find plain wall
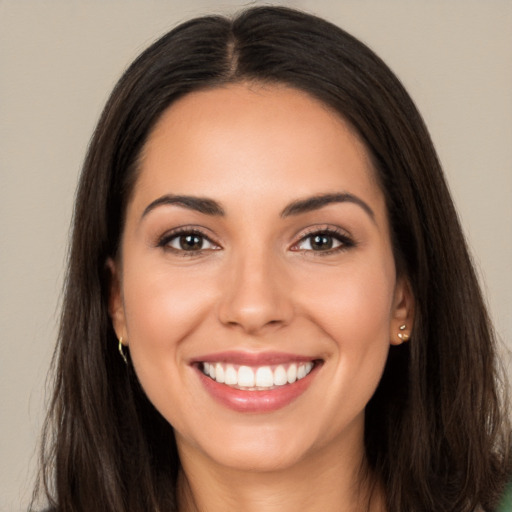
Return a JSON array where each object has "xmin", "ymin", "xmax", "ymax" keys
[{"xmin": 1, "ymin": 1, "xmax": 511, "ymax": 509}]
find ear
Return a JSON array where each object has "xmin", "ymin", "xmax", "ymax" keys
[
  {"xmin": 106, "ymin": 257, "xmax": 128, "ymax": 345},
  {"xmin": 389, "ymin": 276, "xmax": 414, "ymax": 346}
]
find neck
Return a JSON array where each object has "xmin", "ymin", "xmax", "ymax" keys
[{"xmin": 176, "ymin": 430, "xmax": 385, "ymax": 512}]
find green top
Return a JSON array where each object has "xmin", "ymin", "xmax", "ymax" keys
[{"xmin": 497, "ymin": 482, "xmax": 512, "ymax": 512}]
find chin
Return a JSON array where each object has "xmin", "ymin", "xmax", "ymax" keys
[
  {"xmin": 209, "ymin": 441, "xmax": 309, "ymax": 473},
  {"xmin": 177, "ymin": 420, "xmax": 320, "ymax": 473}
]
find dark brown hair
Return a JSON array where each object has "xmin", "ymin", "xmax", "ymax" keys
[{"xmin": 33, "ymin": 6, "xmax": 510, "ymax": 511}]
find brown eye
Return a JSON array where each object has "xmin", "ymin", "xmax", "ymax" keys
[
  {"xmin": 161, "ymin": 231, "xmax": 218, "ymax": 252},
  {"xmin": 178, "ymin": 234, "xmax": 204, "ymax": 251},
  {"xmin": 297, "ymin": 233, "xmax": 340, "ymax": 251},
  {"xmin": 292, "ymin": 229, "xmax": 354, "ymax": 254},
  {"xmin": 310, "ymin": 234, "xmax": 334, "ymax": 251}
]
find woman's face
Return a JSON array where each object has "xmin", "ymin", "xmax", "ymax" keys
[{"xmin": 110, "ymin": 83, "xmax": 412, "ymax": 473}]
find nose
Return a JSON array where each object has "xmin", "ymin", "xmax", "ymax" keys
[{"xmin": 217, "ymin": 250, "xmax": 294, "ymax": 335}]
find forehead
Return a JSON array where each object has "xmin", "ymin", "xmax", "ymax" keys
[{"xmin": 132, "ymin": 83, "xmax": 384, "ymax": 217}]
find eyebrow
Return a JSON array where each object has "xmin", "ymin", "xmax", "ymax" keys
[
  {"xmin": 141, "ymin": 194, "xmax": 225, "ymax": 219},
  {"xmin": 141, "ymin": 191, "xmax": 375, "ymax": 222},
  {"xmin": 280, "ymin": 193, "xmax": 375, "ymax": 221}
]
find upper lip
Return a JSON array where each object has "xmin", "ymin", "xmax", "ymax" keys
[{"xmin": 190, "ymin": 351, "xmax": 320, "ymax": 366}]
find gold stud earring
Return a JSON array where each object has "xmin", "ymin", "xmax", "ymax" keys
[
  {"xmin": 397, "ymin": 325, "xmax": 409, "ymax": 341},
  {"xmin": 118, "ymin": 337, "xmax": 128, "ymax": 365}
]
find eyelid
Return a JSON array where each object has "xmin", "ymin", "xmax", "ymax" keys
[
  {"xmin": 156, "ymin": 225, "xmax": 222, "ymax": 253},
  {"xmin": 289, "ymin": 225, "xmax": 356, "ymax": 253}
]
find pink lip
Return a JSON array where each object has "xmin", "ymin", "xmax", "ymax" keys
[
  {"xmin": 193, "ymin": 354, "xmax": 321, "ymax": 413},
  {"xmin": 190, "ymin": 350, "xmax": 316, "ymax": 366}
]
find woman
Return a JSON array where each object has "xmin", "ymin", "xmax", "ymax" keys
[{"xmin": 33, "ymin": 6, "xmax": 511, "ymax": 511}]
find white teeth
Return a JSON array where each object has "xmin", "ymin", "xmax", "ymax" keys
[
  {"xmin": 225, "ymin": 365, "xmax": 237, "ymax": 385},
  {"xmin": 255, "ymin": 366, "xmax": 274, "ymax": 387},
  {"xmin": 287, "ymin": 364, "xmax": 297, "ymax": 384},
  {"xmin": 201, "ymin": 361, "xmax": 315, "ymax": 389},
  {"xmin": 215, "ymin": 363, "xmax": 225, "ymax": 383},
  {"xmin": 273, "ymin": 365, "xmax": 287, "ymax": 386},
  {"xmin": 238, "ymin": 366, "xmax": 255, "ymax": 387}
]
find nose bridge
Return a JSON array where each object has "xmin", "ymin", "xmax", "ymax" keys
[{"xmin": 218, "ymin": 242, "xmax": 292, "ymax": 333}]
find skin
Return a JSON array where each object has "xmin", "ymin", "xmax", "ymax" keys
[{"xmin": 109, "ymin": 83, "xmax": 414, "ymax": 512}]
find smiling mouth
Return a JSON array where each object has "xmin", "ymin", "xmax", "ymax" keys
[{"xmin": 199, "ymin": 361, "xmax": 318, "ymax": 390}]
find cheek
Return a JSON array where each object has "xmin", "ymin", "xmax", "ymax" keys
[
  {"xmin": 121, "ymin": 261, "xmax": 215, "ymax": 366},
  {"xmin": 297, "ymin": 255, "xmax": 395, "ymax": 401},
  {"xmin": 327, "ymin": 281, "xmax": 391, "ymax": 382},
  {"xmin": 300, "ymin": 256, "xmax": 395, "ymax": 344},
  {"xmin": 119, "ymin": 262, "xmax": 218, "ymax": 431}
]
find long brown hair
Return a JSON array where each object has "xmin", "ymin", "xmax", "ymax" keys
[{"xmin": 33, "ymin": 6, "xmax": 510, "ymax": 511}]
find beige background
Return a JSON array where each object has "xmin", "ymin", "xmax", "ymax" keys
[{"xmin": 1, "ymin": 1, "xmax": 511, "ymax": 510}]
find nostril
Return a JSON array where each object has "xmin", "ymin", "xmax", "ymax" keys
[{"xmin": 216, "ymin": 267, "xmax": 294, "ymax": 333}]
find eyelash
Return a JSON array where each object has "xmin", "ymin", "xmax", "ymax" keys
[
  {"xmin": 156, "ymin": 226, "xmax": 355, "ymax": 256},
  {"xmin": 291, "ymin": 227, "xmax": 356, "ymax": 256},
  {"xmin": 157, "ymin": 227, "xmax": 220, "ymax": 256}
]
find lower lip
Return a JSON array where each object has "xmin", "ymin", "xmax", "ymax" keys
[{"xmin": 196, "ymin": 365, "xmax": 319, "ymax": 413}]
